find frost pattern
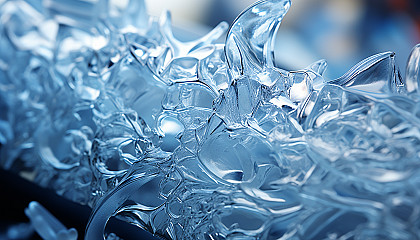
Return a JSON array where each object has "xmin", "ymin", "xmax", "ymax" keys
[{"xmin": 1, "ymin": 0, "xmax": 420, "ymax": 239}]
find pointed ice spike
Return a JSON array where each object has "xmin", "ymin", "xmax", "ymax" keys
[
  {"xmin": 25, "ymin": 201, "xmax": 78, "ymax": 240},
  {"xmin": 304, "ymin": 59, "xmax": 327, "ymax": 90},
  {"xmin": 406, "ymin": 43, "xmax": 420, "ymax": 94},
  {"xmin": 159, "ymin": 11, "xmax": 228, "ymax": 58},
  {"xmin": 306, "ymin": 59, "xmax": 327, "ymax": 76},
  {"xmin": 225, "ymin": 0, "xmax": 291, "ymax": 77},
  {"xmin": 328, "ymin": 52, "xmax": 402, "ymax": 94}
]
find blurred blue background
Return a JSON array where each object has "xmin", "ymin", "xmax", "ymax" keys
[{"xmin": 146, "ymin": 0, "xmax": 420, "ymax": 79}]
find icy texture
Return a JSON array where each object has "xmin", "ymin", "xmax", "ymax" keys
[{"xmin": 1, "ymin": 0, "xmax": 420, "ymax": 239}]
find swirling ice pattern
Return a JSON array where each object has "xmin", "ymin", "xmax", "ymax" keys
[{"xmin": 1, "ymin": 0, "xmax": 420, "ymax": 239}]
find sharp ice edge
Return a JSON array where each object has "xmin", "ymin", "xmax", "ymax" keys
[{"xmin": 0, "ymin": 0, "xmax": 419, "ymax": 239}]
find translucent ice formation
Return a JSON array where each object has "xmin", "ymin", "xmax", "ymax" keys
[
  {"xmin": 1, "ymin": 0, "xmax": 420, "ymax": 239},
  {"xmin": 25, "ymin": 201, "xmax": 78, "ymax": 240}
]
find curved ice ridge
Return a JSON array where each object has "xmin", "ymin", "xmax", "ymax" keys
[{"xmin": 1, "ymin": 0, "xmax": 420, "ymax": 239}]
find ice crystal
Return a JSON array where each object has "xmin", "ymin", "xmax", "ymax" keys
[{"xmin": 1, "ymin": 0, "xmax": 420, "ymax": 239}]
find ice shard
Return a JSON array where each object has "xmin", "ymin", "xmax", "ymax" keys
[
  {"xmin": 25, "ymin": 201, "xmax": 78, "ymax": 240},
  {"xmin": 0, "ymin": 0, "xmax": 420, "ymax": 239}
]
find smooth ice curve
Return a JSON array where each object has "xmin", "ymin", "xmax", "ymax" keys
[{"xmin": 1, "ymin": 0, "xmax": 420, "ymax": 239}]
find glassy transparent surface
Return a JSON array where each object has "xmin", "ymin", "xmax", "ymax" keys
[{"xmin": 0, "ymin": 0, "xmax": 420, "ymax": 239}]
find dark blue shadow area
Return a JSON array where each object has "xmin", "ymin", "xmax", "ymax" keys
[{"xmin": 0, "ymin": 168, "xmax": 159, "ymax": 240}]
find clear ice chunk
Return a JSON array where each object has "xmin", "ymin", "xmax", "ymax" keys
[
  {"xmin": 1, "ymin": 0, "xmax": 420, "ymax": 239},
  {"xmin": 225, "ymin": 0, "xmax": 291, "ymax": 77}
]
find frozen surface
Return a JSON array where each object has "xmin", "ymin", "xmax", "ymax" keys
[{"xmin": 1, "ymin": 0, "xmax": 420, "ymax": 239}]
